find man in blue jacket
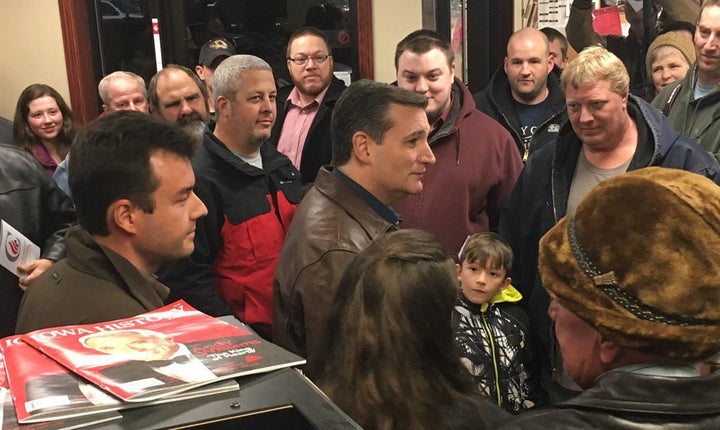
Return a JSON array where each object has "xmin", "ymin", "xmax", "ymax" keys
[{"xmin": 500, "ymin": 45, "xmax": 720, "ymax": 403}]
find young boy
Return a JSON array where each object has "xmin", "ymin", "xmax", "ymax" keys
[{"xmin": 453, "ymin": 232, "xmax": 541, "ymax": 414}]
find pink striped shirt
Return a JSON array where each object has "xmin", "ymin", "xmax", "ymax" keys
[{"xmin": 276, "ymin": 86, "xmax": 329, "ymax": 169}]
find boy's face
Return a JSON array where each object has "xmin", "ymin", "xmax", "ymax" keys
[{"xmin": 456, "ymin": 259, "xmax": 511, "ymax": 305}]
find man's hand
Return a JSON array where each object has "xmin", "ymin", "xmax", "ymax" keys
[{"xmin": 17, "ymin": 259, "xmax": 54, "ymax": 291}]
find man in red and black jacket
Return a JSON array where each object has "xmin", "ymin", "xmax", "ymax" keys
[{"xmin": 159, "ymin": 55, "xmax": 302, "ymax": 340}]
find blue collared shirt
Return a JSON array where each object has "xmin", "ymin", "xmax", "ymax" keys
[{"xmin": 332, "ymin": 167, "xmax": 401, "ymax": 225}]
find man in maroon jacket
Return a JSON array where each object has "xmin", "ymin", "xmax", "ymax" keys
[{"xmin": 393, "ymin": 29, "xmax": 523, "ymax": 257}]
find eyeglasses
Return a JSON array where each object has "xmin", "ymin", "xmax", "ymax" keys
[{"xmin": 287, "ymin": 54, "xmax": 331, "ymax": 66}]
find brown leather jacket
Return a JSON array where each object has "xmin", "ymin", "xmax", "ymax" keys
[{"xmin": 273, "ymin": 167, "xmax": 396, "ymax": 379}]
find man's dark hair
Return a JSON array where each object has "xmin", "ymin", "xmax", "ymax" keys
[
  {"xmin": 539, "ymin": 27, "xmax": 568, "ymax": 58},
  {"xmin": 69, "ymin": 111, "xmax": 194, "ymax": 236},
  {"xmin": 331, "ymin": 79, "xmax": 427, "ymax": 166},
  {"xmin": 286, "ymin": 26, "xmax": 332, "ymax": 58},
  {"xmin": 660, "ymin": 20, "xmax": 696, "ymax": 35},
  {"xmin": 147, "ymin": 64, "xmax": 208, "ymax": 113},
  {"xmin": 304, "ymin": 4, "xmax": 343, "ymax": 30},
  {"xmin": 394, "ymin": 29, "xmax": 454, "ymax": 70}
]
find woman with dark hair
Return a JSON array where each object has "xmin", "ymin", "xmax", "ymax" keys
[
  {"xmin": 318, "ymin": 229, "xmax": 509, "ymax": 430},
  {"xmin": 13, "ymin": 84, "xmax": 77, "ymax": 175}
]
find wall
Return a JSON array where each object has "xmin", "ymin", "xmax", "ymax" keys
[
  {"xmin": 0, "ymin": 1, "xmax": 69, "ymax": 121},
  {"xmin": 372, "ymin": 0, "xmax": 423, "ymax": 83},
  {"xmin": 0, "ymin": 1, "xmax": 422, "ymax": 120}
]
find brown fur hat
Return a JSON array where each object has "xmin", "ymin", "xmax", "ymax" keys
[{"xmin": 539, "ymin": 167, "xmax": 720, "ymax": 361}]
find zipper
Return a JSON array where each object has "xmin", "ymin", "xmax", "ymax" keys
[
  {"xmin": 268, "ymin": 175, "xmax": 288, "ymax": 229},
  {"xmin": 500, "ymin": 112, "xmax": 525, "ymax": 160},
  {"xmin": 551, "ymin": 168, "xmax": 559, "ymax": 222},
  {"xmin": 501, "ymin": 108, "xmax": 565, "ymax": 162},
  {"xmin": 481, "ymin": 312, "xmax": 502, "ymax": 407}
]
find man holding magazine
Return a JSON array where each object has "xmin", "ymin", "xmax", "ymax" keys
[{"xmin": 15, "ymin": 111, "xmax": 208, "ymax": 333}]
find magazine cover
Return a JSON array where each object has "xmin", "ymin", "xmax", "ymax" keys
[
  {"xmin": 22, "ymin": 301, "xmax": 305, "ymax": 402},
  {"xmin": 1, "ymin": 390, "xmax": 120, "ymax": 430},
  {"xmin": 2, "ymin": 334, "xmax": 241, "ymax": 425},
  {"xmin": 0, "ymin": 347, "xmax": 121, "ymax": 429}
]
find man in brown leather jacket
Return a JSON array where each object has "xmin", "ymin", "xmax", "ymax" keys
[
  {"xmin": 500, "ymin": 167, "xmax": 720, "ymax": 429},
  {"xmin": 273, "ymin": 80, "xmax": 435, "ymax": 379}
]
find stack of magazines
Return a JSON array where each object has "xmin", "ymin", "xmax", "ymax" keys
[{"xmin": 0, "ymin": 301, "xmax": 305, "ymax": 429}]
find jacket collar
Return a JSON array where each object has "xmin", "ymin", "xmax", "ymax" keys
[
  {"xmin": 486, "ymin": 64, "xmax": 567, "ymax": 124},
  {"xmin": 458, "ymin": 284, "xmax": 523, "ymax": 313},
  {"xmin": 563, "ymin": 368, "xmax": 720, "ymax": 414},
  {"xmin": 201, "ymin": 128, "xmax": 294, "ymax": 176},
  {"xmin": 323, "ymin": 76, "xmax": 348, "ymax": 103},
  {"xmin": 332, "ymin": 167, "xmax": 400, "ymax": 225},
  {"xmin": 65, "ymin": 226, "xmax": 170, "ymax": 306},
  {"xmin": 313, "ymin": 166, "xmax": 396, "ymax": 238}
]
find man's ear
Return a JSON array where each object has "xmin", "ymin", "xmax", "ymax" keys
[
  {"xmin": 214, "ymin": 95, "xmax": 231, "ymax": 118},
  {"xmin": 547, "ymin": 54, "xmax": 555, "ymax": 74},
  {"xmin": 620, "ymin": 88, "xmax": 630, "ymax": 109},
  {"xmin": 598, "ymin": 337, "xmax": 621, "ymax": 364},
  {"xmin": 102, "ymin": 104, "xmax": 110, "ymax": 113},
  {"xmin": 195, "ymin": 65, "xmax": 205, "ymax": 80},
  {"xmin": 107, "ymin": 199, "xmax": 139, "ymax": 235},
  {"xmin": 351, "ymin": 131, "xmax": 372, "ymax": 164},
  {"xmin": 503, "ymin": 56, "xmax": 509, "ymax": 74}
]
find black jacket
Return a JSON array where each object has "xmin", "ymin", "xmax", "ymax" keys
[
  {"xmin": 0, "ymin": 144, "xmax": 75, "ymax": 337},
  {"xmin": 268, "ymin": 76, "xmax": 347, "ymax": 184},
  {"xmin": 499, "ymin": 369, "xmax": 720, "ymax": 429},
  {"xmin": 499, "ymin": 96, "xmax": 720, "ymax": 377},
  {"xmin": 474, "ymin": 68, "xmax": 567, "ymax": 160},
  {"xmin": 453, "ymin": 287, "xmax": 543, "ymax": 414}
]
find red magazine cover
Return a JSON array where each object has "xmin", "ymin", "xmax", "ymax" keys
[
  {"xmin": 1, "ymin": 336, "xmax": 240, "ymax": 425},
  {"xmin": 1, "ymin": 348, "xmax": 7, "ymax": 388},
  {"xmin": 21, "ymin": 301, "xmax": 305, "ymax": 402},
  {"xmin": 0, "ymin": 344, "xmax": 121, "ymax": 430}
]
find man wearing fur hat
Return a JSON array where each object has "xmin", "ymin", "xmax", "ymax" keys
[
  {"xmin": 499, "ymin": 167, "xmax": 720, "ymax": 429},
  {"xmin": 500, "ymin": 45, "xmax": 720, "ymax": 402}
]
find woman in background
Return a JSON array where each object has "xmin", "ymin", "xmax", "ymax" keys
[
  {"xmin": 318, "ymin": 229, "xmax": 509, "ymax": 430},
  {"xmin": 13, "ymin": 84, "xmax": 77, "ymax": 175},
  {"xmin": 646, "ymin": 30, "xmax": 695, "ymax": 99}
]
